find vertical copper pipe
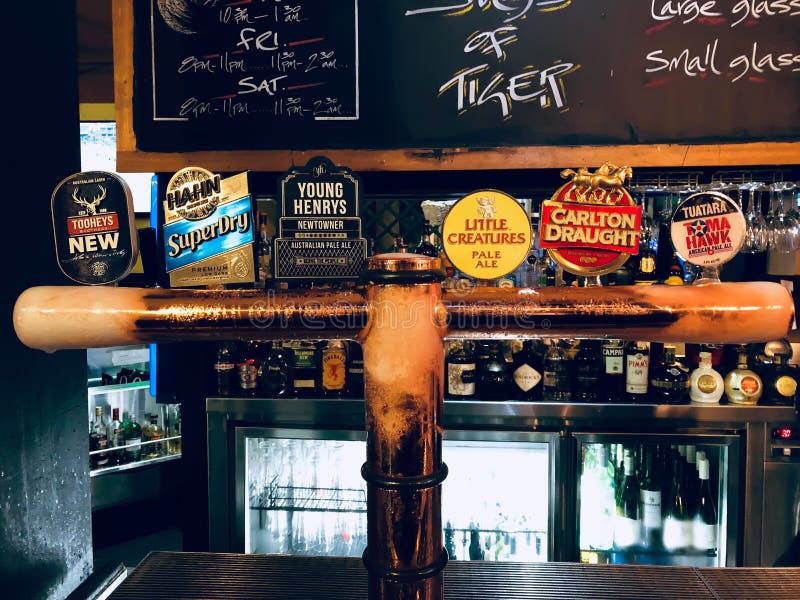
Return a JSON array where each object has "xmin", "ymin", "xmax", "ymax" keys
[{"xmin": 361, "ymin": 254, "xmax": 448, "ymax": 600}]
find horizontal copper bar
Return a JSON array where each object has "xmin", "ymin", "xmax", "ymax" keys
[
  {"xmin": 13, "ymin": 286, "xmax": 368, "ymax": 352},
  {"xmin": 442, "ymin": 282, "xmax": 794, "ymax": 344}
]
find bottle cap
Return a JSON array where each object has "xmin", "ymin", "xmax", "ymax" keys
[{"xmin": 698, "ymin": 458, "xmax": 710, "ymax": 480}]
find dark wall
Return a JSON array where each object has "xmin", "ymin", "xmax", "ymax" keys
[{"xmin": 0, "ymin": 4, "xmax": 92, "ymax": 599}]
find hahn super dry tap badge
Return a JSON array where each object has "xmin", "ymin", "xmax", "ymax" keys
[
  {"xmin": 163, "ymin": 168, "xmax": 255, "ymax": 287},
  {"xmin": 51, "ymin": 171, "xmax": 138, "ymax": 285},
  {"xmin": 539, "ymin": 163, "xmax": 641, "ymax": 277},
  {"xmin": 442, "ymin": 190, "xmax": 532, "ymax": 280}
]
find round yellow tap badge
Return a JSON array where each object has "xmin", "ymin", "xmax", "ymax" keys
[{"xmin": 441, "ymin": 190, "xmax": 532, "ymax": 280}]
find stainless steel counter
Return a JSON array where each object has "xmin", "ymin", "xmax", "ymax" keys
[
  {"xmin": 109, "ymin": 551, "xmax": 800, "ymax": 600},
  {"xmin": 207, "ymin": 397, "xmax": 797, "ymax": 431}
]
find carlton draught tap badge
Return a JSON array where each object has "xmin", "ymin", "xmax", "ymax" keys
[
  {"xmin": 51, "ymin": 171, "xmax": 138, "ymax": 285},
  {"xmin": 163, "ymin": 167, "xmax": 255, "ymax": 287},
  {"xmin": 539, "ymin": 163, "xmax": 641, "ymax": 276},
  {"xmin": 442, "ymin": 190, "xmax": 532, "ymax": 280}
]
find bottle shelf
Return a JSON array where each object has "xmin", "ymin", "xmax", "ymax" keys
[
  {"xmin": 89, "ymin": 450, "xmax": 181, "ymax": 478},
  {"xmin": 580, "ymin": 546, "xmax": 718, "ymax": 566},
  {"xmin": 251, "ymin": 482, "xmax": 367, "ymax": 513},
  {"xmin": 89, "ymin": 435, "xmax": 182, "ymax": 477},
  {"xmin": 88, "ymin": 381, "xmax": 150, "ymax": 395}
]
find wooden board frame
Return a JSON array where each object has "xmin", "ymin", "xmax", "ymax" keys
[{"xmin": 114, "ymin": 1, "xmax": 800, "ymax": 174}]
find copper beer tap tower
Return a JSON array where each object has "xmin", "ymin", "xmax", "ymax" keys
[{"xmin": 13, "ymin": 255, "xmax": 794, "ymax": 600}]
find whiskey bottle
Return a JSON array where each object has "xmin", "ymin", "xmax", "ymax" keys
[
  {"xmin": 573, "ymin": 340, "xmax": 602, "ymax": 402},
  {"xmin": 624, "ymin": 341, "xmax": 650, "ymax": 403},
  {"xmin": 213, "ymin": 341, "xmax": 237, "ymax": 396},
  {"xmin": 542, "ymin": 340, "xmax": 572, "ymax": 402},
  {"xmin": 142, "ymin": 413, "xmax": 164, "ymax": 459},
  {"xmin": 634, "ymin": 237, "xmax": 658, "ymax": 285},
  {"xmin": 412, "ymin": 220, "xmax": 440, "ymax": 258},
  {"xmin": 257, "ymin": 341, "xmax": 291, "ymax": 397},
  {"xmin": 723, "ymin": 345, "xmax": 763, "ymax": 405},
  {"xmin": 290, "ymin": 340, "xmax": 320, "ymax": 397},
  {"xmin": 89, "ymin": 406, "xmax": 110, "ymax": 469},
  {"xmin": 601, "ymin": 339, "xmax": 626, "ymax": 403},
  {"xmin": 346, "ymin": 341, "xmax": 365, "ymax": 398},
  {"xmin": 762, "ymin": 351, "xmax": 798, "ymax": 406},
  {"xmin": 477, "ymin": 341, "xmax": 511, "ymax": 400},
  {"xmin": 321, "ymin": 340, "xmax": 348, "ymax": 397},
  {"xmin": 689, "ymin": 351, "xmax": 724, "ymax": 404},
  {"xmin": 649, "ymin": 344, "xmax": 690, "ymax": 405},
  {"xmin": 237, "ymin": 341, "xmax": 262, "ymax": 397},
  {"xmin": 511, "ymin": 340, "xmax": 543, "ymax": 401},
  {"xmin": 445, "ymin": 341, "xmax": 477, "ymax": 400}
]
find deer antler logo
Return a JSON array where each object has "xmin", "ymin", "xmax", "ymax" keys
[{"xmin": 73, "ymin": 185, "xmax": 106, "ymax": 216}]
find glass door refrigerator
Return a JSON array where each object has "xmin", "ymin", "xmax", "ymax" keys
[
  {"xmin": 573, "ymin": 432, "xmax": 740, "ymax": 567},
  {"xmin": 210, "ymin": 419, "xmax": 559, "ymax": 563}
]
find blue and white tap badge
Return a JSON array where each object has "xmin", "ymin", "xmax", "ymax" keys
[{"xmin": 162, "ymin": 167, "xmax": 255, "ymax": 287}]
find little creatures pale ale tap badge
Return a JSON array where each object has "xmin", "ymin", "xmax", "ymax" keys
[
  {"xmin": 441, "ymin": 190, "xmax": 532, "ymax": 280},
  {"xmin": 51, "ymin": 171, "xmax": 138, "ymax": 285},
  {"xmin": 539, "ymin": 163, "xmax": 642, "ymax": 276}
]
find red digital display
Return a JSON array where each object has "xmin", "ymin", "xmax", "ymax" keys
[{"xmin": 775, "ymin": 428, "xmax": 794, "ymax": 440}]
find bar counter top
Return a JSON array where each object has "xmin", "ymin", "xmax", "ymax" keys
[{"xmin": 109, "ymin": 551, "xmax": 800, "ymax": 600}]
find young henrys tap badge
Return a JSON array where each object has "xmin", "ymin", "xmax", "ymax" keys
[
  {"xmin": 51, "ymin": 171, "xmax": 138, "ymax": 285},
  {"xmin": 538, "ymin": 163, "xmax": 641, "ymax": 276},
  {"xmin": 163, "ymin": 167, "xmax": 255, "ymax": 287},
  {"xmin": 274, "ymin": 156, "xmax": 367, "ymax": 281},
  {"xmin": 442, "ymin": 190, "xmax": 532, "ymax": 280}
]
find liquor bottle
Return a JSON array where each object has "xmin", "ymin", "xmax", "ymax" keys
[
  {"xmin": 109, "ymin": 407, "xmax": 125, "ymax": 465},
  {"xmin": 468, "ymin": 524, "xmax": 485, "ymax": 560},
  {"xmin": 625, "ymin": 341, "xmax": 650, "ymax": 403},
  {"xmin": 613, "ymin": 444, "xmax": 626, "ymax": 509},
  {"xmin": 634, "ymin": 240, "xmax": 658, "ymax": 285},
  {"xmin": 662, "ymin": 252, "xmax": 685, "ymax": 286},
  {"xmin": 580, "ymin": 445, "xmax": 614, "ymax": 551},
  {"xmin": 445, "ymin": 521, "xmax": 458, "ymax": 560},
  {"xmin": 762, "ymin": 351, "xmax": 798, "ymax": 406},
  {"xmin": 321, "ymin": 340, "xmax": 348, "ymax": 397},
  {"xmin": 649, "ymin": 344, "xmax": 690, "ymax": 405},
  {"xmin": 392, "ymin": 235, "xmax": 408, "ymax": 253},
  {"xmin": 533, "ymin": 251, "xmax": 550, "ymax": 288},
  {"xmin": 723, "ymin": 345, "xmax": 763, "ymax": 405},
  {"xmin": 693, "ymin": 457, "xmax": 718, "ymax": 553},
  {"xmin": 413, "ymin": 219, "xmax": 440, "ymax": 258},
  {"xmin": 290, "ymin": 340, "xmax": 320, "ymax": 396},
  {"xmin": 89, "ymin": 406, "xmax": 110, "ymax": 469},
  {"xmin": 257, "ymin": 218, "xmax": 272, "ymax": 284},
  {"xmin": 689, "ymin": 351, "xmax": 724, "ymax": 404},
  {"xmin": 601, "ymin": 339, "xmax": 626, "ymax": 403},
  {"xmin": 445, "ymin": 341, "xmax": 477, "ymax": 400},
  {"xmin": 213, "ymin": 341, "xmax": 237, "ymax": 396},
  {"xmin": 542, "ymin": 340, "xmax": 572, "ymax": 402},
  {"xmin": 346, "ymin": 341, "xmax": 365, "ymax": 398},
  {"xmin": 237, "ymin": 341, "xmax": 262, "ymax": 397},
  {"xmin": 639, "ymin": 446, "xmax": 663, "ymax": 550},
  {"xmin": 511, "ymin": 340, "xmax": 543, "ymax": 401},
  {"xmin": 684, "ymin": 445, "xmax": 699, "ymax": 516},
  {"xmin": 477, "ymin": 341, "xmax": 511, "ymax": 400},
  {"xmin": 614, "ymin": 454, "xmax": 641, "ymax": 549},
  {"xmin": 663, "ymin": 452, "xmax": 692, "ymax": 551},
  {"xmin": 573, "ymin": 340, "xmax": 602, "ymax": 402},
  {"xmin": 257, "ymin": 341, "xmax": 291, "ymax": 397},
  {"xmin": 124, "ymin": 412, "xmax": 142, "ymax": 463},
  {"xmin": 142, "ymin": 413, "xmax": 164, "ymax": 459}
]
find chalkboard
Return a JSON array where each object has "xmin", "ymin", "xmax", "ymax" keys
[{"xmin": 133, "ymin": 1, "xmax": 800, "ymax": 153}]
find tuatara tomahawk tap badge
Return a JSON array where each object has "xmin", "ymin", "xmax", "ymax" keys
[{"xmin": 539, "ymin": 162, "xmax": 642, "ymax": 277}]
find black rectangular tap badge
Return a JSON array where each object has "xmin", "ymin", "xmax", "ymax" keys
[{"xmin": 275, "ymin": 156, "xmax": 367, "ymax": 280}]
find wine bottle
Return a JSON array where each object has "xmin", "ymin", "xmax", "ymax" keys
[
  {"xmin": 693, "ymin": 458, "xmax": 718, "ymax": 553},
  {"xmin": 639, "ymin": 446, "xmax": 663, "ymax": 550},
  {"xmin": 663, "ymin": 452, "xmax": 693, "ymax": 551},
  {"xmin": 614, "ymin": 454, "xmax": 642, "ymax": 549},
  {"xmin": 684, "ymin": 445, "xmax": 699, "ymax": 516}
]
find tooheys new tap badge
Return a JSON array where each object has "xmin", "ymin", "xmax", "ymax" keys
[
  {"xmin": 538, "ymin": 163, "xmax": 642, "ymax": 276},
  {"xmin": 51, "ymin": 171, "xmax": 138, "ymax": 285},
  {"xmin": 162, "ymin": 167, "xmax": 255, "ymax": 287}
]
